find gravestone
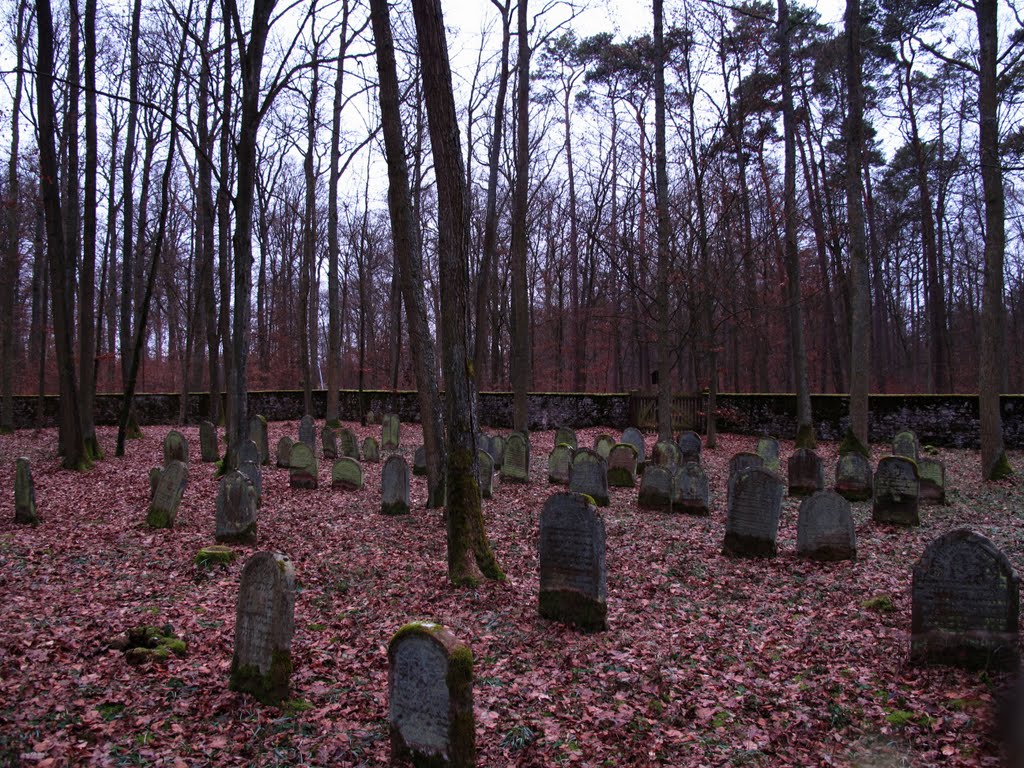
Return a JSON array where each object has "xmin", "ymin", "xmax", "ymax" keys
[
  {"xmin": 238, "ymin": 440, "xmax": 263, "ymax": 506},
  {"xmin": 677, "ymin": 431, "xmax": 702, "ymax": 464},
  {"xmin": 621, "ymin": 427, "xmax": 646, "ymax": 465},
  {"xmin": 331, "ymin": 458, "xmax": 364, "ymax": 490},
  {"xmin": 755, "ymin": 437, "xmax": 781, "ymax": 473},
  {"xmin": 834, "ymin": 452, "xmax": 872, "ymax": 501},
  {"xmin": 569, "ymin": 449, "xmax": 610, "ymax": 507},
  {"xmin": 607, "ymin": 444, "xmax": 638, "ymax": 488},
  {"xmin": 413, "ymin": 446, "xmax": 428, "ymax": 476},
  {"xmin": 918, "ymin": 458, "xmax": 946, "ymax": 505},
  {"xmin": 538, "ymin": 492, "xmax": 607, "ymax": 632},
  {"xmin": 362, "ymin": 437, "xmax": 381, "ymax": 463},
  {"xmin": 796, "ymin": 490, "xmax": 856, "ymax": 561},
  {"xmin": 593, "ymin": 434, "xmax": 616, "ymax": 460},
  {"xmin": 147, "ymin": 460, "xmax": 188, "ymax": 528},
  {"xmin": 873, "ymin": 456, "xmax": 920, "ymax": 526},
  {"xmin": 163, "ymin": 430, "xmax": 189, "ymax": 465},
  {"xmin": 230, "ymin": 551, "xmax": 295, "ymax": 705},
  {"xmin": 547, "ymin": 444, "xmax": 573, "ymax": 485},
  {"xmin": 490, "ymin": 435, "xmax": 505, "ymax": 470},
  {"xmin": 216, "ymin": 471, "xmax": 258, "ymax": 544},
  {"xmin": 366, "ymin": 410, "xmax": 379, "ymax": 425},
  {"xmin": 149, "ymin": 467, "xmax": 161, "ymax": 500},
  {"xmin": 14, "ymin": 457, "xmax": 37, "ymax": 525},
  {"xmin": 787, "ymin": 448, "xmax": 824, "ymax": 497},
  {"xmin": 476, "ymin": 434, "xmax": 493, "ymax": 462},
  {"xmin": 911, "ymin": 529, "xmax": 1019, "ymax": 670},
  {"xmin": 250, "ymin": 415, "xmax": 269, "ymax": 465},
  {"xmin": 729, "ymin": 452, "xmax": 763, "ymax": 476},
  {"xmin": 322, "ymin": 426, "xmax": 338, "ymax": 461},
  {"xmin": 382, "ymin": 413, "xmax": 401, "ymax": 451},
  {"xmin": 638, "ymin": 466, "xmax": 673, "ymax": 511},
  {"xmin": 199, "ymin": 421, "xmax": 219, "ymax": 463},
  {"xmin": 892, "ymin": 430, "xmax": 919, "ymax": 462},
  {"xmin": 382, "ymin": 455, "xmax": 411, "ymax": 515},
  {"xmin": 276, "ymin": 436, "xmax": 293, "ymax": 469},
  {"xmin": 554, "ymin": 426, "xmax": 578, "ymax": 451},
  {"xmin": 501, "ymin": 433, "xmax": 529, "ymax": 483},
  {"xmin": 723, "ymin": 467, "xmax": 784, "ymax": 557},
  {"xmin": 388, "ymin": 622, "xmax": 475, "ymax": 768},
  {"xmin": 477, "ymin": 449, "xmax": 493, "ymax": 499},
  {"xmin": 651, "ymin": 440, "xmax": 681, "ymax": 469},
  {"xmin": 338, "ymin": 428, "xmax": 360, "ymax": 460},
  {"xmin": 298, "ymin": 415, "xmax": 316, "ymax": 450},
  {"xmin": 288, "ymin": 443, "xmax": 319, "ymax": 489},
  {"xmin": 672, "ymin": 462, "xmax": 710, "ymax": 516}
]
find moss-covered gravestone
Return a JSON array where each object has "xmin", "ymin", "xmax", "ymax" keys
[
  {"xmin": 728, "ymin": 451, "xmax": 763, "ymax": 476},
  {"xmin": 162, "ymin": 430, "xmax": 189, "ymax": 465},
  {"xmin": 276, "ymin": 436, "xmax": 293, "ymax": 469},
  {"xmin": 638, "ymin": 466, "xmax": 672, "ymax": 511},
  {"xmin": 362, "ymin": 436, "xmax": 380, "ymax": 463},
  {"xmin": 672, "ymin": 462, "xmax": 709, "ymax": 516},
  {"xmin": 477, "ymin": 450, "xmax": 493, "ymax": 499},
  {"xmin": 834, "ymin": 452, "xmax": 872, "ymax": 501},
  {"xmin": 147, "ymin": 460, "xmax": 187, "ymax": 528},
  {"xmin": 755, "ymin": 437, "xmax": 780, "ymax": 473},
  {"xmin": 238, "ymin": 440, "xmax": 262, "ymax": 506},
  {"xmin": 621, "ymin": 427, "xmax": 646, "ymax": 465},
  {"xmin": 892, "ymin": 430, "xmax": 919, "ymax": 462},
  {"xmin": 339, "ymin": 428, "xmax": 360, "ymax": 460},
  {"xmin": 322, "ymin": 425, "xmax": 338, "ymax": 461},
  {"xmin": 547, "ymin": 444, "xmax": 573, "ymax": 485},
  {"xmin": 388, "ymin": 621, "xmax": 475, "ymax": 768},
  {"xmin": 382, "ymin": 455, "xmax": 411, "ymax": 515},
  {"xmin": 413, "ymin": 446, "xmax": 428, "ymax": 476},
  {"xmin": 723, "ymin": 467, "xmax": 784, "ymax": 558},
  {"xmin": 298, "ymin": 415, "xmax": 316, "ymax": 451},
  {"xmin": 230, "ymin": 552, "xmax": 295, "ymax": 705},
  {"xmin": 331, "ymin": 458, "xmax": 364, "ymax": 490},
  {"xmin": 593, "ymin": 434, "xmax": 615, "ymax": 460},
  {"xmin": 14, "ymin": 457, "xmax": 37, "ymax": 525},
  {"xmin": 677, "ymin": 431, "xmax": 701, "ymax": 464},
  {"xmin": 787, "ymin": 448, "xmax": 824, "ymax": 497},
  {"xmin": 651, "ymin": 440, "xmax": 681, "ymax": 469},
  {"xmin": 501, "ymin": 433, "xmax": 529, "ymax": 483},
  {"xmin": 149, "ymin": 467, "xmax": 162, "ymax": 500},
  {"xmin": 216, "ymin": 471, "xmax": 258, "ymax": 544},
  {"xmin": 797, "ymin": 490, "xmax": 856, "ymax": 561},
  {"xmin": 569, "ymin": 449, "xmax": 609, "ymax": 507},
  {"xmin": 873, "ymin": 456, "xmax": 920, "ymax": 526},
  {"xmin": 607, "ymin": 444, "xmax": 638, "ymax": 488},
  {"xmin": 554, "ymin": 426, "xmax": 578, "ymax": 451},
  {"xmin": 911, "ymin": 529, "xmax": 1019, "ymax": 670},
  {"xmin": 199, "ymin": 421, "xmax": 219, "ymax": 463},
  {"xmin": 918, "ymin": 458, "xmax": 946, "ymax": 505},
  {"xmin": 288, "ymin": 443, "xmax": 318, "ymax": 489},
  {"xmin": 382, "ymin": 413, "xmax": 400, "ymax": 451},
  {"xmin": 250, "ymin": 415, "xmax": 270, "ymax": 465},
  {"xmin": 538, "ymin": 492, "xmax": 607, "ymax": 632}
]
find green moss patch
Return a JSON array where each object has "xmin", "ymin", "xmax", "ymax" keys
[
  {"xmin": 839, "ymin": 428, "xmax": 870, "ymax": 458},
  {"xmin": 195, "ymin": 545, "xmax": 236, "ymax": 569},
  {"xmin": 230, "ymin": 648, "xmax": 293, "ymax": 706},
  {"xmin": 862, "ymin": 595, "xmax": 896, "ymax": 613},
  {"xmin": 122, "ymin": 625, "xmax": 187, "ymax": 665}
]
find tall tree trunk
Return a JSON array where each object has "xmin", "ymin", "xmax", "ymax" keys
[
  {"xmin": 198, "ymin": 0, "xmax": 219, "ymax": 423},
  {"xmin": 654, "ymin": 0, "xmax": 672, "ymax": 441},
  {"xmin": 300, "ymin": 16, "xmax": 319, "ymax": 418},
  {"xmin": 32, "ymin": 202, "xmax": 47, "ymax": 426},
  {"xmin": 509, "ymin": 0, "xmax": 530, "ymax": 433},
  {"xmin": 217, "ymin": 0, "xmax": 234, "ymax": 431},
  {"xmin": 80, "ymin": 0, "xmax": 100, "ymax": 458},
  {"xmin": 120, "ymin": 0, "xmax": 142, "ymax": 391}
]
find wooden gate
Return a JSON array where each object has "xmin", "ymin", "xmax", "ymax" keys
[{"xmin": 628, "ymin": 392, "xmax": 705, "ymax": 433}]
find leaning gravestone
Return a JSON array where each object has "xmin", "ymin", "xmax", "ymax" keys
[
  {"xmin": 554, "ymin": 426, "xmax": 578, "ymax": 451},
  {"xmin": 331, "ymin": 458, "xmax": 364, "ymax": 490},
  {"xmin": 638, "ymin": 466, "xmax": 673, "ymax": 511},
  {"xmin": 216, "ymin": 471, "xmax": 258, "ymax": 544},
  {"xmin": 607, "ymin": 444, "xmax": 638, "ymax": 488},
  {"xmin": 593, "ymin": 434, "xmax": 616, "ymax": 460},
  {"xmin": 651, "ymin": 440, "xmax": 682, "ymax": 469},
  {"xmin": 796, "ymin": 490, "xmax": 856, "ymax": 561},
  {"xmin": 477, "ymin": 449, "xmax": 494, "ymax": 499},
  {"xmin": 723, "ymin": 467, "xmax": 784, "ymax": 558},
  {"xmin": 834, "ymin": 452, "xmax": 872, "ymax": 501},
  {"xmin": 678, "ymin": 431, "xmax": 702, "ymax": 464},
  {"xmin": 14, "ymin": 457, "xmax": 38, "ymax": 525},
  {"xmin": 621, "ymin": 427, "xmax": 646, "ymax": 465},
  {"xmin": 362, "ymin": 437, "xmax": 380, "ymax": 463},
  {"xmin": 892, "ymin": 430, "xmax": 920, "ymax": 462},
  {"xmin": 388, "ymin": 622, "xmax": 475, "ymax": 768},
  {"xmin": 672, "ymin": 462, "xmax": 710, "ymax": 516},
  {"xmin": 250, "ymin": 415, "xmax": 270, "ymax": 465},
  {"xmin": 339, "ymin": 428, "xmax": 360, "ymax": 460},
  {"xmin": 729, "ymin": 451, "xmax": 763, "ymax": 476},
  {"xmin": 538, "ymin": 492, "xmax": 607, "ymax": 632},
  {"xmin": 501, "ymin": 433, "xmax": 529, "ymax": 483},
  {"xmin": 569, "ymin": 449, "xmax": 610, "ymax": 507},
  {"xmin": 288, "ymin": 443, "xmax": 319, "ymax": 490},
  {"xmin": 147, "ymin": 460, "xmax": 188, "ymax": 528},
  {"xmin": 382, "ymin": 455, "xmax": 411, "ymax": 515},
  {"xmin": 788, "ymin": 448, "xmax": 824, "ymax": 496},
  {"xmin": 413, "ymin": 446, "xmax": 428, "ymax": 477},
  {"xmin": 276, "ymin": 436, "xmax": 293, "ymax": 469},
  {"xmin": 230, "ymin": 551, "xmax": 295, "ymax": 705},
  {"xmin": 911, "ymin": 529, "xmax": 1019, "ymax": 670},
  {"xmin": 382, "ymin": 413, "xmax": 401, "ymax": 451},
  {"xmin": 918, "ymin": 458, "xmax": 946, "ymax": 505},
  {"xmin": 547, "ymin": 444, "xmax": 573, "ymax": 485},
  {"xmin": 755, "ymin": 437, "xmax": 781, "ymax": 473},
  {"xmin": 322, "ymin": 426, "xmax": 338, "ymax": 461},
  {"xmin": 873, "ymin": 456, "xmax": 920, "ymax": 526},
  {"xmin": 199, "ymin": 421, "xmax": 219, "ymax": 463},
  {"xmin": 163, "ymin": 430, "xmax": 189, "ymax": 465},
  {"xmin": 298, "ymin": 415, "xmax": 316, "ymax": 451},
  {"xmin": 149, "ymin": 467, "xmax": 162, "ymax": 500},
  {"xmin": 238, "ymin": 440, "xmax": 263, "ymax": 506}
]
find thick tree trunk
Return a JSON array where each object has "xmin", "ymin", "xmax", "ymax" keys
[{"xmin": 510, "ymin": 0, "xmax": 530, "ymax": 433}]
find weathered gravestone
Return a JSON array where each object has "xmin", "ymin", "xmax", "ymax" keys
[
  {"xmin": 276, "ymin": 436, "xmax": 293, "ymax": 469},
  {"xmin": 288, "ymin": 443, "xmax": 319, "ymax": 490},
  {"xmin": 14, "ymin": 457, "xmax": 37, "ymax": 525},
  {"xmin": 147, "ymin": 460, "xmax": 188, "ymax": 528},
  {"xmin": 607, "ymin": 444, "xmax": 638, "ymax": 488},
  {"xmin": 382, "ymin": 455, "xmax": 411, "ymax": 515},
  {"xmin": 490, "ymin": 435, "xmax": 505, "ymax": 470},
  {"xmin": 332, "ymin": 458, "xmax": 364, "ymax": 490},
  {"xmin": 362, "ymin": 437, "xmax": 380, "ymax": 463},
  {"xmin": 477, "ymin": 450, "xmax": 493, "ymax": 499},
  {"xmin": 338, "ymin": 428, "xmax": 360, "ymax": 460},
  {"xmin": 238, "ymin": 440, "xmax": 263, "ymax": 506},
  {"xmin": 788, "ymin": 448, "xmax": 824, "ymax": 497},
  {"xmin": 163, "ymin": 430, "xmax": 189, "ymax": 465},
  {"xmin": 199, "ymin": 421, "xmax": 219, "ymax": 463},
  {"xmin": 834, "ymin": 452, "xmax": 872, "ymax": 501},
  {"xmin": 413, "ymin": 446, "xmax": 428, "ymax": 477},
  {"xmin": 149, "ymin": 467, "xmax": 162, "ymax": 500},
  {"xmin": 476, "ymin": 434, "xmax": 493, "ymax": 463},
  {"xmin": 638, "ymin": 466, "xmax": 673, "ymax": 511},
  {"xmin": 554, "ymin": 426, "xmax": 578, "ymax": 451},
  {"xmin": 672, "ymin": 462, "xmax": 710, "ymax": 516},
  {"xmin": 678, "ymin": 431, "xmax": 702, "ymax": 464},
  {"xmin": 918, "ymin": 458, "xmax": 946, "ymax": 505},
  {"xmin": 547, "ymin": 444, "xmax": 573, "ymax": 485},
  {"xmin": 911, "ymin": 529, "xmax": 1019, "ymax": 670},
  {"xmin": 322, "ymin": 426, "xmax": 338, "ymax": 461},
  {"xmin": 621, "ymin": 427, "xmax": 646, "ymax": 465},
  {"xmin": 873, "ymin": 456, "xmax": 920, "ymax": 526},
  {"xmin": 230, "ymin": 551, "xmax": 295, "ymax": 705},
  {"xmin": 501, "ymin": 433, "xmax": 529, "ymax": 483},
  {"xmin": 756, "ymin": 437, "xmax": 781, "ymax": 473},
  {"xmin": 382, "ymin": 413, "xmax": 401, "ymax": 451},
  {"xmin": 651, "ymin": 440, "xmax": 682, "ymax": 469},
  {"xmin": 216, "ymin": 471, "xmax": 258, "ymax": 544},
  {"xmin": 729, "ymin": 452, "xmax": 764, "ymax": 476},
  {"xmin": 388, "ymin": 622, "xmax": 475, "ymax": 768},
  {"xmin": 892, "ymin": 430, "xmax": 919, "ymax": 462},
  {"xmin": 796, "ymin": 490, "xmax": 856, "ymax": 561},
  {"xmin": 593, "ymin": 434, "xmax": 616, "ymax": 460},
  {"xmin": 723, "ymin": 467, "xmax": 784, "ymax": 557},
  {"xmin": 569, "ymin": 449, "xmax": 610, "ymax": 507},
  {"xmin": 298, "ymin": 415, "xmax": 316, "ymax": 451},
  {"xmin": 538, "ymin": 492, "xmax": 607, "ymax": 632},
  {"xmin": 250, "ymin": 415, "xmax": 270, "ymax": 465}
]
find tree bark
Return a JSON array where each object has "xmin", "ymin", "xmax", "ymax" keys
[
  {"xmin": 80, "ymin": 0, "xmax": 100, "ymax": 458},
  {"xmin": 654, "ymin": 0, "xmax": 672, "ymax": 441},
  {"xmin": 510, "ymin": 0, "xmax": 530, "ymax": 433}
]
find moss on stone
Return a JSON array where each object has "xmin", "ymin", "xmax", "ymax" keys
[
  {"xmin": 195, "ymin": 545, "xmax": 236, "ymax": 568},
  {"xmin": 123, "ymin": 625, "xmax": 187, "ymax": 665},
  {"xmin": 446, "ymin": 643, "xmax": 476, "ymax": 768},
  {"xmin": 446, "ymin": 446, "xmax": 505, "ymax": 585},
  {"xmin": 838, "ymin": 428, "xmax": 870, "ymax": 458},
  {"xmin": 794, "ymin": 423, "xmax": 817, "ymax": 449},
  {"xmin": 988, "ymin": 452, "xmax": 1014, "ymax": 481},
  {"xmin": 145, "ymin": 505, "xmax": 174, "ymax": 529},
  {"xmin": 230, "ymin": 648, "xmax": 293, "ymax": 706}
]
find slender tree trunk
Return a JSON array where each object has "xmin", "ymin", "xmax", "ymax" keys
[
  {"xmin": 217, "ymin": 0, "xmax": 234, "ymax": 431},
  {"xmin": 654, "ymin": 0, "xmax": 672, "ymax": 441},
  {"xmin": 300, "ymin": 16, "xmax": 319, "ymax": 418},
  {"xmin": 32, "ymin": 202, "xmax": 47, "ymax": 426},
  {"xmin": 198, "ymin": 1, "xmax": 219, "ymax": 423},
  {"xmin": 120, "ymin": 0, "xmax": 142, "ymax": 391},
  {"xmin": 510, "ymin": 0, "xmax": 530, "ymax": 433},
  {"xmin": 80, "ymin": 0, "xmax": 100, "ymax": 457}
]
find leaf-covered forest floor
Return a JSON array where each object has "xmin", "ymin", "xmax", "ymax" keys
[{"xmin": 1, "ymin": 422, "xmax": 1023, "ymax": 767}]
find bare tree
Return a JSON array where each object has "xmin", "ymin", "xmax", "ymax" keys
[{"xmin": 510, "ymin": 0, "xmax": 530, "ymax": 433}]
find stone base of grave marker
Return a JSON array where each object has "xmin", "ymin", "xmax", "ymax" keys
[
  {"xmin": 538, "ymin": 590, "xmax": 608, "ymax": 634},
  {"xmin": 722, "ymin": 531, "xmax": 777, "ymax": 558}
]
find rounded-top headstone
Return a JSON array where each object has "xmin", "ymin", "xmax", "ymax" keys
[
  {"xmin": 677, "ymin": 431, "xmax": 701, "ymax": 464},
  {"xmin": 872, "ymin": 455, "xmax": 920, "ymax": 526},
  {"xmin": 501, "ymin": 433, "xmax": 530, "ymax": 483},
  {"xmin": 607, "ymin": 444, "xmax": 638, "ymax": 488},
  {"xmin": 362, "ymin": 436, "xmax": 381, "ymax": 463},
  {"xmin": 288, "ymin": 443, "xmax": 319, "ymax": 489},
  {"xmin": 547, "ymin": 443, "xmax": 574, "ymax": 485},
  {"xmin": 338, "ymin": 428, "xmax": 360, "ymax": 460},
  {"xmin": 834, "ymin": 452, "xmax": 872, "ymax": 501},
  {"xmin": 276, "ymin": 436, "xmax": 293, "ymax": 469},
  {"xmin": 672, "ymin": 461, "xmax": 710, "ymax": 516},
  {"xmin": 569, "ymin": 448, "xmax": 609, "ymax": 507},
  {"xmin": 216, "ymin": 470, "xmax": 258, "ymax": 544},
  {"xmin": 554, "ymin": 426, "xmax": 578, "ymax": 451},
  {"xmin": 593, "ymin": 434, "xmax": 616, "ymax": 459},
  {"xmin": 918, "ymin": 458, "xmax": 946, "ymax": 505},
  {"xmin": 651, "ymin": 440, "xmax": 681, "ymax": 469},
  {"xmin": 755, "ymin": 437, "xmax": 780, "ymax": 472},
  {"xmin": 723, "ymin": 467, "xmax": 784, "ymax": 558},
  {"xmin": 788, "ymin": 448, "xmax": 824, "ymax": 497},
  {"xmin": 477, "ymin": 449, "xmax": 494, "ymax": 499},
  {"xmin": 332, "ymin": 458, "xmax": 364, "ymax": 490},
  {"xmin": 892, "ymin": 430, "xmax": 919, "ymax": 462},
  {"xmin": 199, "ymin": 421, "xmax": 219, "ymax": 463},
  {"xmin": 147, "ymin": 459, "xmax": 188, "ymax": 528},
  {"xmin": 638, "ymin": 465, "xmax": 672, "ymax": 511},
  {"xmin": 298, "ymin": 415, "xmax": 316, "ymax": 450},
  {"xmin": 538, "ymin": 492, "xmax": 607, "ymax": 632},
  {"xmin": 163, "ymin": 430, "xmax": 189, "ymax": 465},
  {"xmin": 322, "ymin": 425, "xmax": 339, "ymax": 460},
  {"xmin": 729, "ymin": 451, "xmax": 763, "ymax": 476},
  {"xmin": 796, "ymin": 490, "xmax": 856, "ymax": 561},
  {"xmin": 382, "ymin": 413, "xmax": 401, "ymax": 451},
  {"xmin": 382, "ymin": 455, "xmax": 411, "ymax": 515},
  {"xmin": 621, "ymin": 427, "xmax": 646, "ymax": 464}
]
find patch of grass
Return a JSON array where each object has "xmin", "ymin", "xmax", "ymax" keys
[
  {"xmin": 280, "ymin": 699, "xmax": 314, "ymax": 715},
  {"xmin": 501, "ymin": 724, "xmax": 536, "ymax": 751},
  {"xmin": 98, "ymin": 702, "xmax": 126, "ymax": 721},
  {"xmin": 862, "ymin": 595, "xmax": 896, "ymax": 613},
  {"xmin": 885, "ymin": 709, "xmax": 933, "ymax": 728},
  {"xmin": 307, "ymin": 623, "xmax": 327, "ymax": 632}
]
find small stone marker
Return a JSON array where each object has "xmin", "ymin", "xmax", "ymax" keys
[
  {"xmin": 621, "ymin": 427, "xmax": 646, "ymax": 464},
  {"xmin": 490, "ymin": 435, "xmax": 505, "ymax": 470},
  {"xmin": 651, "ymin": 440, "xmax": 681, "ymax": 468},
  {"xmin": 276, "ymin": 436, "xmax": 293, "ymax": 469},
  {"xmin": 638, "ymin": 466, "xmax": 672, "ymax": 511},
  {"xmin": 873, "ymin": 456, "xmax": 920, "ymax": 526},
  {"xmin": 554, "ymin": 426, "xmax": 578, "ymax": 451},
  {"xmin": 288, "ymin": 443, "xmax": 319, "ymax": 489},
  {"xmin": 388, "ymin": 622, "xmax": 475, "ymax": 768},
  {"xmin": 787, "ymin": 448, "xmax": 824, "ymax": 496},
  {"xmin": 322, "ymin": 425, "xmax": 338, "ymax": 461},
  {"xmin": 476, "ymin": 433, "xmax": 493, "ymax": 462},
  {"xmin": 382, "ymin": 413, "xmax": 400, "ymax": 451},
  {"xmin": 413, "ymin": 446, "xmax": 428, "ymax": 476},
  {"xmin": 147, "ymin": 459, "xmax": 188, "ymax": 528},
  {"xmin": 501, "ymin": 432, "xmax": 529, "ymax": 483},
  {"xmin": 547, "ymin": 443, "xmax": 573, "ymax": 485},
  {"xmin": 238, "ymin": 440, "xmax": 263, "ymax": 506},
  {"xmin": 677, "ymin": 431, "xmax": 701, "ymax": 464},
  {"xmin": 477, "ymin": 449, "xmax": 493, "ymax": 499},
  {"xmin": 14, "ymin": 457, "xmax": 37, "ymax": 525},
  {"xmin": 362, "ymin": 436, "xmax": 380, "ymax": 463},
  {"xmin": 331, "ymin": 458, "xmax": 364, "ymax": 490},
  {"xmin": 230, "ymin": 551, "xmax": 295, "ymax": 705},
  {"xmin": 593, "ymin": 434, "xmax": 615, "ymax": 459},
  {"xmin": 569, "ymin": 448, "xmax": 609, "ymax": 507},
  {"xmin": 911, "ymin": 529, "xmax": 1019, "ymax": 670},
  {"xmin": 892, "ymin": 430, "xmax": 919, "ymax": 462},
  {"xmin": 298, "ymin": 415, "xmax": 315, "ymax": 450},
  {"xmin": 382, "ymin": 455, "xmax": 411, "ymax": 515},
  {"xmin": 250, "ymin": 415, "xmax": 269, "ymax": 465},
  {"xmin": 672, "ymin": 462, "xmax": 710, "ymax": 516},
  {"xmin": 149, "ymin": 467, "xmax": 161, "ymax": 500},
  {"xmin": 797, "ymin": 490, "xmax": 856, "ymax": 561},
  {"xmin": 723, "ymin": 467, "xmax": 784, "ymax": 557},
  {"xmin": 339, "ymin": 428, "xmax": 360, "ymax": 460},
  {"xmin": 607, "ymin": 444, "xmax": 638, "ymax": 488},
  {"xmin": 756, "ymin": 437, "xmax": 780, "ymax": 472},
  {"xmin": 729, "ymin": 451, "xmax": 763, "ymax": 476},
  {"xmin": 538, "ymin": 492, "xmax": 607, "ymax": 632},
  {"xmin": 216, "ymin": 471, "xmax": 258, "ymax": 544},
  {"xmin": 918, "ymin": 458, "xmax": 946, "ymax": 505},
  {"xmin": 834, "ymin": 452, "xmax": 872, "ymax": 501},
  {"xmin": 199, "ymin": 421, "xmax": 219, "ymax": 463},
  {"xmin": 163, "ymin": 430, "xmax": 189, "ymax": 465}
]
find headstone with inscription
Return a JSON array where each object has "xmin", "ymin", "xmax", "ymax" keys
[
  {"xmin": 501, "ymin": 433, "xmax": 529, "ymax": 483},
  {"xmin": 796, "ymin": 490, "xmax": 856, "ymax": 561},
  {"xmin": 14, "ymin": 457, "xmax": 37, "ymax": 525},
  {"xmin": 672, "ymin": 462, "xmax": 710, "ymax": 516},
  {"xmin": 593, "ymin": 434, "xmax": 616, "ymax": 460},
  {"xmin": 163, "ymin": 430, "xmax": 189, "ymax": 465},
  {"xmin": 911, "ymin": 529, "xmax": 1019, "ymax": 670},
  {"xmin": 362, "ymin": 436, "xmax": 381, "ymax": 463},
  {"xmin": 569, "ymin": 449, "xmax": 610, "ymax": 507},
  {"xmin": 651, "ymin": 440, "xmax": 682, "ymax": 469},
  {"xmin": 756, "ymin": 437, "xmax": 781, "ymax": 473},
  {"xmin": 288, "ymin": 443, "xmax": 319, "ymax": 490},
  {"xmin": 382, "ymin": 455, "xmax": 411, "ymax": 515},
  {"xmin": 638, "ymin": 466, "xmax": 673, "ymax": 511},
  {"xmin": 554, "ymin": 426, "xmax": 578, "ymax": 451},
  {"xmin": 147, "ymin": 459, "xmax": 188, "ymax": 528},
  {"xmin": 729, "ymin": 452, "xmax": 764, "ymax": 476},
  {"xmin": 892, "ymin": 430, "xmax": 919, "ymax": 462},
  {"xmin": 339, "ymin": 428, "xmax": 360, "ymax": 460},
  {"xmin": 677, "ymin": 431, "xmax": 702, "ymax": 464},
  {"xmin": 538, "ymin": 492, "xmax": 607, "ymax": 632},
  {"xmin": 382, "ymin": 413, "xmax": 401, "ymax": 451},
  {"xmin": 788, "ymin": 448, "xmax": 824, "ymax": 497},
  {"xmin": 332, "ymin": 458, "xmax": 364, "ymax": 490},
  {"xmin": 413, "ymin": 446, "xmax": 428, "ymax": 477},
  {"xmin": 477, "ymin": 449, "xmax": 493, "ymax": 499},
  {"xmin": 873, "ymin": 456, "xmax": 920, "ymax": 526},
  {"xmin": 547, "ymin": 444, "xmax": 573, "ymax": 485},
  {"xmin": 607, "ymin": 444, "xmax": 638, "ymax": 488},
  {"xmin": 834, "ymin": 452, "xmax": 872, "ymax": 501},
  {"xmin": 298, "ymin": 415, "xmax": 316, "ymax": 451},
  {"xmin": 322, "ymin": 426, "xmax": 338, "ymax": 461},
  {"xmin": 200, "ymin": 421, "xmax": 219, "ymax": 463},
  {"xmin": 230, "ymin": 551, "xmax": 295, "ymax": 705},
  {"xmin": 250, "ymin": 415, "xmax": 270, "ymax": 465},
  {"xmin": 216, "ymin": 471, "xmax": 258, "ymax": 544},
  {"xmin": 238, "ymin": 440, "xmax": 263, "ymax": 506},
  {"xmin": 918, "ymin": 458, "xmax": 946, "ymax": 505},
  {"xmin": 723, "ymin": 467, "xmax": 784, "ymax": 557},
  {"xmin": 621, "ymin": 427, "xmax": 646, "ymax": 465},
  {"xmin": 276, "ymin": 436, "xmax": 293, "ymax": 469}
]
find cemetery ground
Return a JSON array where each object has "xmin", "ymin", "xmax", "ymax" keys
[{"xmin": 1, "ymin": 425, "xmax": 1022, "ymax": 767}]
